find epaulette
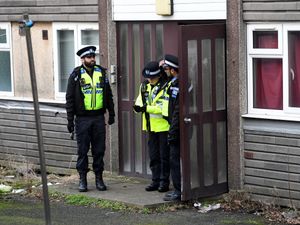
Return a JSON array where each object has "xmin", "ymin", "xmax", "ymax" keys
[{"xmin": 72, "ymin": 66, "xmax": 81, "ymax": 81}]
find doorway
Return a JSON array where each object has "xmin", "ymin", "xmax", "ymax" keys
[{"xmin": 117, "ymin": 22, "xmax": 228, "ymax": 200}]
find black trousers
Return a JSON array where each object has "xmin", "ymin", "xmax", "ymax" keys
[
  {"xmin": 170, "ymin": 142, "xmax": 181, "ymax": 193},
  {"xmin": 75, "ymin": 115, "xmax": 106, "ymax": 174},
  {"xmin": 148, "ymin": 131, "xmax": 170, "ymax": 185}
]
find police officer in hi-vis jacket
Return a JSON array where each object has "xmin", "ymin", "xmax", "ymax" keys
[
  {"xmin": 66, "ymin": 46, "xmax": 115, "ymax": 192},
  {"xmin": 133, "ymin": 61, "xmax": 170, "ymax": 193}
]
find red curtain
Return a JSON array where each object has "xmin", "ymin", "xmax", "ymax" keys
[
  {"xmin": 290, "ymin": 33, "xmax": 300, "ymax": 107},
  {"xmin": 255, "ymin": 33, "xmax": 283, "ymax": 109}
]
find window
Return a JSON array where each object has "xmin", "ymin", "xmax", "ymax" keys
[
  {"xmin": 0, "ymin": 23, "xmax": 13, "ymax": 95},
  {"xmin": 53, "ymin": 23, "xmax": 99, "ymax": 99},
  {"xmin": 247, "ymin": 23, "xmax": 300, "ymax": 118}
]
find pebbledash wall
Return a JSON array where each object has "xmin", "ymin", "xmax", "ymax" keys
[
  {"xmin": 0, "ymin": 0, "xmax": 102, "ymax": 175},
  {"xmin": 242, "ymin": 0, "xmax": 300, "ymax": 208}
]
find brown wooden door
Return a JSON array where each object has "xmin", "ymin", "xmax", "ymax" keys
[{"xmin": 179, "ymin": 24, "xmax": 228, "ymax": 200}]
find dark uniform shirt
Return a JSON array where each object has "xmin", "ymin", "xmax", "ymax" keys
[{"xmin": 167, "ymin": 77, "xmax": 179, "ymax": 141}]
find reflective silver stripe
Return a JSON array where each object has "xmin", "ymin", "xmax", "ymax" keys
[
  {"xmin": 165, "ymin": 59, "xmax": 178, "ymax": 68},
  {"xmin": 80, "ymin": 49, "xmax": 95, "ymax": 57},
  {"xmin": 149, "ymin": 69, "xmax": 161, "ymax": 76},
  {"xmin": 149, "ymin": 114, "xmax": 163, "ymax": 118}
]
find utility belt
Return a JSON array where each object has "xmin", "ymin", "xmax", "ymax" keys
[{"xmin": 76, "ymin": 108, "xmax": 105, "ymax": 117}]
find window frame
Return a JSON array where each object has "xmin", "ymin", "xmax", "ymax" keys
[
  {"xmin": 53, "ymin": 22, "xmax": 99, "ymax": 100},
  {"xmin": 247, "ymin": 24, "xmax": 282, "ymax": 55},
  {"xmin": 0, "ymin": 22, "xmax": 13, "ymax": 97},
  {"xmin": 283, "ymin": 24, "xmax": 300, "ymax": 114},
  {"xmin": 247, "ymin": 23, "xmax": 300, "ymax": 119}
]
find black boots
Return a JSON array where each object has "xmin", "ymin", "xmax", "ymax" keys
[
  {"xmin": 78, "ymin": 172, "xmax": 107, "ymax": 192},
  {"xmin": 145, "ymin": 182, "xmax": 169, "ymax": 192},
  {"xmin": 78, "ymin": 173, "xmax": 87, "ymax": 192},
  {"xmin": 163, "ymin": 191, "xmax": 181, "ymax": 201},
  {"xmin": 158, "ymin": 183, "xmax": 169, "ymax": 193},
  {"xmin": 95, "ymin": 173, "xmax": 107, "ymax": 191},
  {"xmin": 145, "ymin": 182, "xmax": 159, "ymax": 191}
]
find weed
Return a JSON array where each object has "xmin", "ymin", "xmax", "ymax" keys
[
  {"xmin": 221, "ymin": 218, "xmax": 264, "ymax": 225},
  {"xmin": 140, "ymin": 207, "xmax": 152, "ymax": 214},
  {"xmin": 48, "ymin": 190, "xmax": 66, "ymax": 201},
  {"xmin": 97, "ymin": 199, "xmax": 128, "ymax": 210}
]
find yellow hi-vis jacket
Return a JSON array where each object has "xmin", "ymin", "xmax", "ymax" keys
[
  {"xmin": 80, "ymin": 66, "xmax": 104, "ymax": 110},
  {"xmin": 135, "ymin": 80, "xmax": 170, "ymax": 132}
]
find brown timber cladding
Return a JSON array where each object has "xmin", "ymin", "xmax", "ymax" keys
[
  {"xmin": 0, "ymin": 104, "xmax": 93, "ymax": 175},
  {"xmin": 243, "ymin": 0, "xmax": 300, "ymax": 21},
  {"xmin": 0, "ymin": 0, "xmax": 98, "ymax": 22},
  {"xmin": 244, "ymin": 120, "xmax": 300, "ymax": 208}
]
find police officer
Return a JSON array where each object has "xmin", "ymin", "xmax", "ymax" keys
[
  {"xmin": 66, "ymin": 46, "xmax": 115, "ymax": 192},
  {"xmin": 162, "ymin": 54, "xmax": 181, "ymax": 201},
  {"xmin": 133, "ymin": 61, "xmax": 170, "ymax": 193}
]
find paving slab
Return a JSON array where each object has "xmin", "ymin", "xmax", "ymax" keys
[{"xmin": 49, "ymin": 174, "xmax": 174, "ymax": 208}]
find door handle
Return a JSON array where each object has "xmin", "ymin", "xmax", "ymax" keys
[{"xmin": 184, "ymin": 117, "xmax": 191, "ymax": 123}]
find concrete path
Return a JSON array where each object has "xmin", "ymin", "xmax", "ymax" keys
[{"xmin": 50, "ymin": 174, "xmax": 173, "ymax": 208}]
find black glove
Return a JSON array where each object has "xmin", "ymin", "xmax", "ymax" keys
[
  {"xmin": 67, "ymin": 120, "xmax": 74, "ymax": 133},
  {"xmin": 108, "ymin": 115, "xmax": 115, "ymax": 125},
  {"xmin": 133, "ymin": 105, "xmax": 141, "ymax": 112},
  {"xmin": 133, "ymin": 105, "xmax": 146, "ymax": 113}
]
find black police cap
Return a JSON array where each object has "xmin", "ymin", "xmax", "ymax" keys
[
  {"xmin": 76, "ymin": 46, "xmax": 96, "ymax": 58},
  {"xmin": 142, "ymin": 61, "xmax": 161, "ymax": 78},
  {"xmin": 164, "ymin": 54, "xmax": 178, "ymax": 69}
]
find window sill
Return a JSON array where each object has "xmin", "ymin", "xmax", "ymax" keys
[{"xmin": 242, "ymin": 113, "xmax": 300, "ymax": 122}]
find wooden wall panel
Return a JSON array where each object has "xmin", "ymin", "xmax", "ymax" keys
[
  {"xmin": 0, "ymin": 0, "xmax": 98, "ymax": 22},
  {"xmin": 0, "ymin": 103, "xmax": 93, "ymax": 175},
  {"xmin": 243, "ymin": 123, "xmax": 300, "ymax": 208},
  {"xmin": 243, "ymin": 0, "xmax": 300, "ymax": 21}
]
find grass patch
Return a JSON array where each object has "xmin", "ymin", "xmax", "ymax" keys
[
  {"xmin": 0, "ymin": 216, "xmax": 44, "ymax": 225},
  {"xmin": 0, "ymin": 201, "xmax": 18, "ymax": 210},
  {"xmin": 221, "ymin": 218, "xmax": 264, "ymax": 225},
  {"xmin": 65, "ymin": 194, "xmax": 96, "ymax": 206},
  {"xmin": 64, "ymin": 194, "xmax": 129, "ymax": 211}
]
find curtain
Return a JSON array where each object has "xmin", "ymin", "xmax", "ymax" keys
[
  {"xmin": 290, "ymin": 33, "xmax": 300, "ymax": 107},
  {"xmin": 255, "ymin": 33, "xmax": 283, "ymax": 109}
]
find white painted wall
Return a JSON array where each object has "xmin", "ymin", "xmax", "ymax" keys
[{"xmin": 112, "ymin": 0, "xmax": 226, "ymax": 21}]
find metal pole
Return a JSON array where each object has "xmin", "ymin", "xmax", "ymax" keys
[{"xmin": 21, "ymin": 14, "xmax": 52, "ymax": 225}]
